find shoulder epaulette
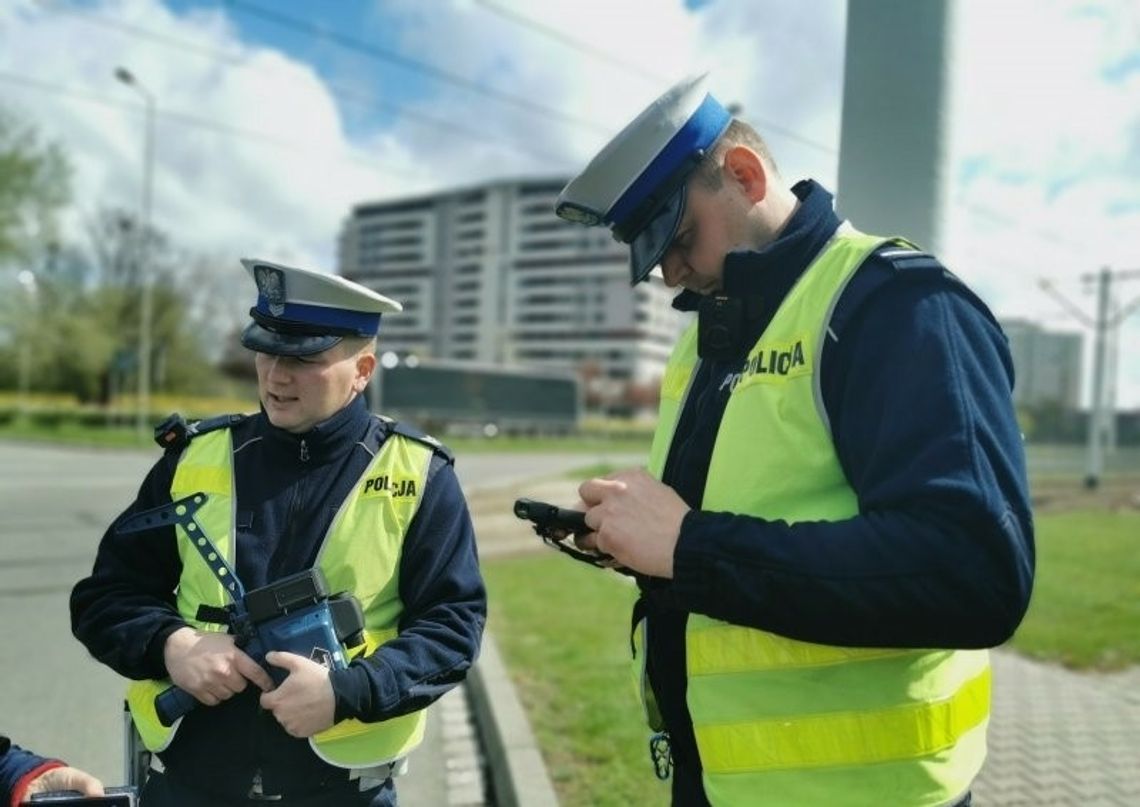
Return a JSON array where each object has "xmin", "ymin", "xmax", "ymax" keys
[
  {"xmin": 830, "ymin": 244, "xmax": 962, "ymax": 342},
  {"xmin": 153, "ymin": 412, "xmax": 249, "ymax": 452},
  {"xmin": 876, "ymin": 244, "xmax": 955, "ymax": 280},
  {"xmin": 377, "ymin": 416, "xmax": 454, "ymax": 464}
]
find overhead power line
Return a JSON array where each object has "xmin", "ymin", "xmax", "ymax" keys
[
  {"xmin": 36, "ymin": 0, "xmax": 247, "ymax": 63},
  {"xmin": 35, "ymin": 0, "xmax": 573, "ymax": 164},
  {"xmin": 473, "ymin": 0, "xmax": 838, "ymax": 155},
  {"xmin": 223, "ymin": 0, "xmax": 612, "ymax": 135},
  {"xmin": 0, "ymin": 69, "xmax": 423, "ymax": 180},
  {"xmin": 473, "ymin": 0, "xmax": 670, "ymax": 84}
]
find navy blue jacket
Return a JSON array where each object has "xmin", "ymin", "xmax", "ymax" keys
[
  {"xmin": 70, "ymin": 395, "xmax": 486, "ymax": 797},
  {"xmin": 0, "ymin": 735, "xmax": 55, "ymax": 804},
  {"xmin": 642, "ymin": 181, "xmax": 1035, "ymax": 802}
]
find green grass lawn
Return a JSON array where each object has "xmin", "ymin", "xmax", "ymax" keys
[
  {"xmin": 0, "ymin": 420, "xmax": 652, "ymax": 455},
  {"xmin": 483, "ymin": 508, "xmax": 1138, "ymax": 804},
  {"xmin": 0, "ymin": 419, "xmax": 157, "ymax": 448},
  {"xmin": 1008, "ymin": 510, "xmax": 1140, "ymax": 668},
  {"xmin": 482, "ymin": 555, "xmax": 670, "ymax": 807}
]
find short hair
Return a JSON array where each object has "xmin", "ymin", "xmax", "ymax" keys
[
  {"xmin": 692, "ymin": 119, "xmax": 779, "ymax": 190},
  {"xmin": 338, "ymin": 335, "xmax": 378, "ymax": 358}
]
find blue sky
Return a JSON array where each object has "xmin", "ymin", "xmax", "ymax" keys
[{"xmin": 1, "ymin": 0, "xmax": 1138, "ymax": 405}]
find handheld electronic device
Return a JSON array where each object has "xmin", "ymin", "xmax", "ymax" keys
[
  {"xmin": 513, "ymin": 498, "xmax": 588, "ymax": 535},
  {"xmin": 513, "ymin": 498, "xmax": 632, "ymax": 575},
  {"xmin": 25, "ymin": 786, "xmax": 136, "ymax": 806},
  {"xmin": 115, "ymin": 493, "xmax": 366, "ymax": 727}
]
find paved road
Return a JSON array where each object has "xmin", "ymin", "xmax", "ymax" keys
[{"xmin": 0, "ymin": 440, "xmax": 641, "ymax": 797}]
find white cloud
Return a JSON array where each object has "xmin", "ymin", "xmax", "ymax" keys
[
  {"xmin": 0, "ymin": 0, "xmax": 433, "ymax": 274},
  {"xmin": 944, "ymin": 0, "xmax": 1140, "ymax": 405}
]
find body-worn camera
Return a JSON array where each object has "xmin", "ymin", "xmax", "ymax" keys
[{"xmin": 698, "ymin": 295, "xmax": 746, "ymax": 359}]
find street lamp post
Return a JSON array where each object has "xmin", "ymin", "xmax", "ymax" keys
[
  {"xmin": 16, "ymin": 270, "xmax": 37, "ymax": 414},
  {"xmin": 114, "ymin": 66, "xmax": 156, "ymax": 439}
]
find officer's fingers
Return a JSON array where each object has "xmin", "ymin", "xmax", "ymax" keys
[
  {"xmin": 205, "ymin": 679, "xmax": 242, "ymax": 702},
  {"xmin": 194, "ymin": 689, "xmax": 221, "ymax": 707},
  {"xmin": 265, "ymin": 650, "xmax": 289, "ymax": 668},
  {"xmin": 259, "ymin": 688, "xmax": 279, "ymax": 711},
  {"xmin": 578, "ymin": 476, "xmax": 624, "ymax": 505},
  {"xmin": 573, "ymin": 531, "xmax": 599, "ymax": 551},
  {"xmin": 29, "ymin": 767, "xmax": 106, "ymax": 797},
  {"xmin": 265, "ymin": 650, "xmax": 306, "ymax": 678},
  {"xmin": 235, "ymin": 650, "xmax": 276, "ymax": 692}
]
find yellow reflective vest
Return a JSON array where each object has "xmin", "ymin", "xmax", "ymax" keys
[
  {"xmin": 127, "ymin": 426, "xmax": 432, "ymax": 769},
  {"xmin": 643, "ymin": 226, "xmax": 990, "ymax": 806}
]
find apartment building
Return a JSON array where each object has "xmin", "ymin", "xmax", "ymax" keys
[{"xmin": 338, "ymin": 178, "xmax": 689, "ymax": 404}]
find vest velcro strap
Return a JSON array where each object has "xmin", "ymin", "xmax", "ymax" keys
[
  {"xmin": 195, "ymin": 604, "xmax": 231, "ymax": 626},
  {"xmin": 695, "ymin": 667, "xmax": 991, "ymax": 773}
]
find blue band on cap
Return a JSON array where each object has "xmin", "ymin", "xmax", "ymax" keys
[
  {"xmin": 606, "ymin": 93, "xmax": 731, "ymax": 230},
  {"xmin": 255, "ymin": 296, "xmax": 380, "ymax": 336}
]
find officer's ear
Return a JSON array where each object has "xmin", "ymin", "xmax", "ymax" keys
[
  {"xmin": 722, "ymin": 146, "xmax": 767, "ymax": 204},
  {"xmin": 353, "ymin": 351, "xmax": 377, "ymax": 393}
]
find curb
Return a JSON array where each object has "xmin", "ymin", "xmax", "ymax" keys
[{"xmin": 466, "ymin": 631, "xmax": 559, "ymax": 807}]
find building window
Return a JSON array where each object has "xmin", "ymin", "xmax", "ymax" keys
[{"xmin": 517, "ymin": 183, "xmax": 563, "ymax": 197}]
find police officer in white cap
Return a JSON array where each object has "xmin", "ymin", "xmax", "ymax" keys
[
  {"xmin": 73, "ymin": 259, "xmax": 486, "ymax": 806},
  {"xmin": 557, "ymin": 75, "xmax": 1033, "ymax": 806}
]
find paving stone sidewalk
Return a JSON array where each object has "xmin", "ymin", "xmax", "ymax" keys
[{"xmin": 975, "ymin": 650, "xmax": 1140, "ymax": 806}]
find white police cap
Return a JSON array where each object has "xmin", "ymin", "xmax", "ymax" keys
[
  {"xmin": 556, "ymin": 74, "xmax": 732, "ymax": 285},
  {"xmin": 239, "ymin": 258, "xmax": 402, "ymax": 357}
]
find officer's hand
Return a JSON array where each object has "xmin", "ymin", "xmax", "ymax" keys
[
  {"xmin": 578, "ymin": 468, "xmax": 690, "ymax": 578},
  {"xmin": 260, "ymin": 651, "xmax": 337, "ymax": 738},
  {"xmin": 23, "ymin": 765, "xmax": 105, "ymax": 797},
  {"xmin": 164, "ymin": 627, "xmax": 275, "ymax": 706}
]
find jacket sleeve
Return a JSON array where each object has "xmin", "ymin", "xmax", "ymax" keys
[
  {"xmin": 0, "ymin": 736, "xmax": 63, "ymax": 807},
  {"xmin": 70, "ymin": 451, "xmax": 189, "ymax": 680},
  {"xmin": 669, "ymin": 271, "xmax": 1035, "ymax": 649},
  {"xmin": 329, "ymin": 455, "xmax": 487, "ymax": 722}
]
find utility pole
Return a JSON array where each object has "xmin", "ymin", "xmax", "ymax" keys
[
  {"xmin": 1040, "ymin": 267, "xmax": 1140, "ymax": 488},
  {"xmin": 1087, "ymin": 268, "xmax": 1111, "ymax": 489}
]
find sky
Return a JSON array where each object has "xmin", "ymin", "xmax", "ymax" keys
[{"xmin": 0, "ymin": 0, "xmax": 1137, "ymax": 405}]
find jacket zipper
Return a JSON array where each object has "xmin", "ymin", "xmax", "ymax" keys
[{"xmin": 299, "ymin": 438, "xmax": 310, "ymax": 462}]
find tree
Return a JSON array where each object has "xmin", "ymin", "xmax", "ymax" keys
[
  {"xmin": 80, "ymin": 208, "xmax": 242, "ymax": 402},
  {"xmin": 0, "ymin": 108, "xmax": 71, "ymax": 266}
]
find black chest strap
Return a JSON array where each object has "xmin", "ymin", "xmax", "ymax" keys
[{"xmin": 154, "ymin": 412, "xmax": 250, "ymax": 452}]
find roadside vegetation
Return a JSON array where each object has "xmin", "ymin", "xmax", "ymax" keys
[{"xmin": 0, "ymin": 396, "xmax": 656, "ymax": 454}]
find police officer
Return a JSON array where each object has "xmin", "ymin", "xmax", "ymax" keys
[
  {"xmin": 71, "ymin": 259, "xmax": 486, "ymax": 806},
  {"xmin": 1, "ymin": 735, "xmax": 104, "ymax": 804},
  {"xmin": 556, "ymin": 75, "xmax": 1034, "ymax": 805}
]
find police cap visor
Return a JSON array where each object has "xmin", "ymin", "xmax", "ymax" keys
[
  {"xmin": 239, "ymin": 319, "xmax": 342, "ymax": 355},
  {"xmin": 628, "ymin": 185, "xmax": 687, "ymax": 286}
]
